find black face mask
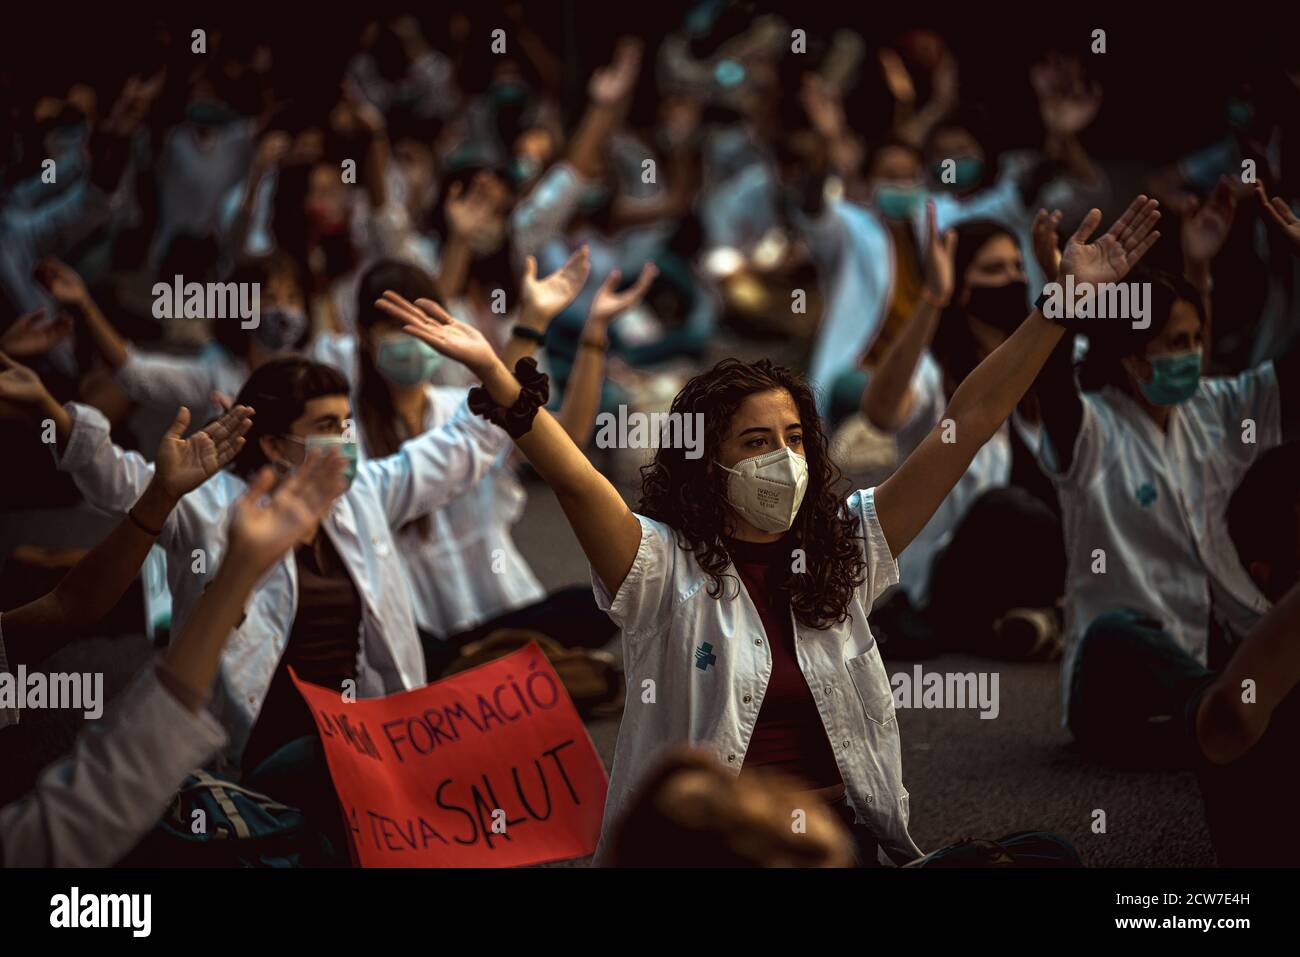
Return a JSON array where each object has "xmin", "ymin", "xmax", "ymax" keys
[{"xmin": 964, "ymin": 280, "xmax": 1030, "ymax": 335}]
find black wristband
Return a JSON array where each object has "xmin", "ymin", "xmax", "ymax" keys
[
  {"xmin": 468, "ymin": 357, "xmax": 550, "ymax": 439},
  {"xmin": 511, "ymin": 324, "xmax": 546, "ymax": 344},
  {"xmin": 127, "ymin": 507, "xmax": 163, "ymax": 537}
]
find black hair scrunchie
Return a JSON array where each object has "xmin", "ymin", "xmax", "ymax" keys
[{"xmin": 468, "ymin": 357, "xmax": 550, "ymax": 439}]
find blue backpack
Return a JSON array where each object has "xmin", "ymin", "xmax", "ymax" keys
[{"xmin": 119, "ymin": 770, "xmax": 320, "ymax": 867}]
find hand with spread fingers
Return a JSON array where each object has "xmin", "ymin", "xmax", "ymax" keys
[
  {"xmin": 520, "ymin": 246, "xmax": 592, "ymax": 331},
  {"xmin": 377, "ymin": 292, "xmax": 500, "ymax": 379},
  {"xmin": 1059, "ymin": 195, "xmax": 1162, "ymax": 288},
  {"xmin": 153, "ymin": 404, "xmax": 255, "ymax": 501},
  {"xmin": 226, "ymin": 451, "xmax": 349, "ymax": 575},
  {"xmin": 0, "ymin": 309, "xmax": 73, "ymax": 359},
  {"xmin": 1257, "ymin": 183, "xmax": 1300, "ymax": 252},
  {"xmin": 588, "ymin": 262, "xmax": 658, "ymax": 331}
]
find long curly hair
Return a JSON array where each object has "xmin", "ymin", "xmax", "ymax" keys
[{"xmin": 637, "ymin": 358, "xmax": 866, "ymax": 629}]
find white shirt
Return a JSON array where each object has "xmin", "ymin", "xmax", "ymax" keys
[
  {"xmin": 51, "ymin": 399, "xmax": 511, "ymax": 762},
  {"xmin": 892, "ymin": 352, "xmax": 1011, "ymax": 605},
  {"xmin": 0, "ymin": 653, "xmax": 227, "ymax": 867},
  {"xmin": 590, "ymin": 488, "xmax": 923, "ymax": 865},
  {"xmin": 358, "ymin": 386, "xmax": 545, "ymax": 637},
  {"xmin": 1040, "ymin": 363, "xmax": 1282, "ymax": 723},
  {"xmin": 115, "ymin": 344, "xmax": 250, "ymax": 422}
]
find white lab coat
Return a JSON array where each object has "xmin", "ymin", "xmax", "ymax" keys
[
  {"xmin": 591, "ymin": 488, "xmax": 923, "ymax": 866},
  {"xmin": 51, "ymin": 399, "xmax": 511, "ymax": 762},
  {"xmin": 1040, "ymin": 363, "xmax": 1282, "ymax": 724},
  {"xmin": 357, "ymin": 386, "xmax": 545, "ymax": 638}
]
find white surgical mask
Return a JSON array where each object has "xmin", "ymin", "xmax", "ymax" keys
[{"xmin": 716, "ymin": 446, "xmax": 809, "ymax": 533}]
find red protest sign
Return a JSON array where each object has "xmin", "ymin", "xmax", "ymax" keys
[{"xmin": 289, "ymin": 643, "xmax": 607, "ymax": 867}]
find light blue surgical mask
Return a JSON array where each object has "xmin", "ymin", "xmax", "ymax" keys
[
  {"xmin": 1138, "ymin": 349, "xmax": 1202, "ymax": 406},
  {"xmin": 375, "ymin": 336, "xmax": 442, "ymax": 388},
  {"xmin": 285, "ymin": 434, "xmax": 359, "ymax": 486},
  {"xmin": 874, "ymin": 183, "xmax": 925, "ymax": 220}
]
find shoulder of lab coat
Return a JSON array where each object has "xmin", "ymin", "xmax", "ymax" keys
[
  {"xmin": 50, "ymin": 401, "xmax": 236, "ymax": 552},
  {"xmin": 0, "ymin": 664, "xmax": 226, "ymax": 867},
  {"xmin": 309, "ymin": 332, "xmax": 359, "ymax": 392},
  {"xmin": 115, "ymin": 344, "xmax": 243, "ymax": 414},
  {"xmin": 511, "ymin": 161, "xmax": 588, "ymax": 260},
  {"xmin": 353, "ymin": 394, "xmax": 512, "ymax": 529},
  {"xmin": 805, "ymin": 198, "xmax": 893, "ymax": 413}
]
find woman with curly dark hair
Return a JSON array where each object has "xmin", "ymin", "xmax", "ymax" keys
[{"xmin": 381, "ymin": 194, "xmax": 1161, "ymax": 866}]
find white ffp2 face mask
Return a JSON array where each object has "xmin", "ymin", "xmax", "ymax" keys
[{"xmin": 717, "ymin": 446, "xmax": 809, "ymax": 533}]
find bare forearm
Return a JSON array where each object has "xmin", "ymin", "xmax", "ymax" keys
[
  {"xmin": 947, "ymin": 310, "xmax": 1065, "ymax": 442},
  {"xmin": 1197, "ymin": 581, "xmax": 1300, "ymax": 764},
  {"xmin": 161, "ymin": 562, "xmax": 260, "ymax": 709},
  {"xmin": 568, "ymin": 102, "xmax": 622, "ymax": 179},
  {"xmin": 436, "ymin": 236, "xmax": 472, "ymax": 301},
  {"xmin": 76, "ymin": 298, "xmax": 130, "ymax": 370},
  {"xmin": 3, "ymin": 480, "xmax": 174, "ymax": 663},
  {"xmin": 862, "ymin": 300, "xmax": 941, "ymax": 429},
  {"xmin": 555, "ymin": 333, "xmax": 608, "ymax": 449}
]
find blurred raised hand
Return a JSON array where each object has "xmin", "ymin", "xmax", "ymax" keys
[
  {"xmin": 1257, "ymin": 183, "xmax": 1300, "ymax": 252},
  {"xmin": 226, "ymin": 451, "xmax": 349, "ymax": 574},
  {"xmin": 1032, "ymin": 54, "xmax": 1102, "ymax": 138},
  {"xmin": 0, "ymin": 310, "xmax": 72, "ymax": 359},
  {"xmin": 520, "ymin": 247, "xmax": 592, "ymax": 327},
  {"xmin": 588, "ymin": 262, "xmax": 659, "ymax": 331},
  {"xmin": 1031, "ymin": 208, "xmax": 1065, "ymax": 281},
  {"xmin": 1182, "ymin": 177, "xmax": 1237, "ymax": 267}
]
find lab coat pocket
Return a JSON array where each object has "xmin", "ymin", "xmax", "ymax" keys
[{"xmin": 846, "ymin": 645, "xmax": 897, "ymax": 727}]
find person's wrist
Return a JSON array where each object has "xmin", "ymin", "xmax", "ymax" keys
[
  {"xmin": 479, "ymin": 357, "xmax": 523, "ymax": 405},
  {"xmin": 517, "ymin": 304, "xmax": 550, "ymax": 332},
  {"xmin": 213, "ymin": 547, "xmax": 269, "ymax": 591},
  {"xmin": 136, "ymin": 478, "xmax": 179, "ymax": 527}
]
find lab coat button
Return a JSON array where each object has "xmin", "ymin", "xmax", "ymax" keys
[
  {"xmin": 754, "ymin": 638, "xmax": 763, "ymax": 646},
  {"xmin": 865, "ymin": 794, "xmax": 874, "ymax": 805},
  {"xmin": 742, "ymin": 694, "xmax": 752, "ymax": 704},
  {"xmin": 842, "ymin": 739, "xmax": 850, "ymax": 749},
  {"xmin": 727, "ymin": 753, "xmax": 736, "ymax": 763}
]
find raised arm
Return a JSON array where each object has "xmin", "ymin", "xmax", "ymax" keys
[
  {"xmin": 875, "ymin": 196, "xmax": 1161, "ymax": 556},
  {"xmin": 501, "ymin": 246, "xmax": 591, "ymax": 371},
  {"xmin": 0, "ymin": 451, "xmax": 346, "ymax": 868},
  {"xmin": 377, "ymin": 293, "xmax": 642, "ymax": 595},
  {"xmin": 555, "ymin": 263, "xmax": 657, "ymax": 447},
  {"xmin": 35, "ymin": 258, "xmax": 128, "ymax": 371},
  {"xmin": 0, "ymin": 405, "xmax": 251, "ymax": 665},
  {"xmin": 861, "ymin": 202, "xmax": 955, "ymax": 431}
]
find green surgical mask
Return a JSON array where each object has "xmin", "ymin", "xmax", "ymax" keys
[
  {"xmin": 286, "ymin": 434, "xmax": 359, "ymax": 486},
  {"xmin": 1138, "ymin": 349, "xmax": 1202, "ymax": 406},
  {"xmin": 875, "ymin": 184, "xmax": 925, "ymax": 220},
  {"xmin": 376, "ymin": 336, "xmax": 441, "ymax": 388},
  {"xmin": 932, "ymin": 156, "xmax": 984, "ymax": 191}
]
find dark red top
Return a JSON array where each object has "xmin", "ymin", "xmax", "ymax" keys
[{"xmin": 729, "ymin": 536, "xmax": 843, "ymax": 790}]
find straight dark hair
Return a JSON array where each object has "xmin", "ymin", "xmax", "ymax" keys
[{"xmin": 230, "ymin": 356, "xmax": 350, "ymax": 478}]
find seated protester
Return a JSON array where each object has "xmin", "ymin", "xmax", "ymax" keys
[
  {"xmin": 1, "ymin": 448, "xmax": 348, "ymax": 866},
  {"xmin": 800, "ymin": 138, "xmax": 929, "ymax": 427},
  {"xmin": 379, "ymin": 192, "xmax": 1161, "ymax": 866},
  {"xmin": 862, "ymin": 212, "xmax": 1064, "ymax": 659},
  {"xmin": 349, "ymin": 254, "xmax": 652, "ymax": 669},
  {"xmin": 37, "ymin": 254, "xmax": 310, "ymax": 423},
  {"xmin": 1034, "ymin": 247, "xmax": 1300, "ymax": 766},
  {"xmin": 16, "ymin": 346, "xmax": 510, "ymax": 779},
  {"xmin": 0, "ymin": 386, "xmax": 251, "ymax": 729},
  {"xmin": 1188, "ymin": 442, "xmax": 1300, "ymax": 865}
]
